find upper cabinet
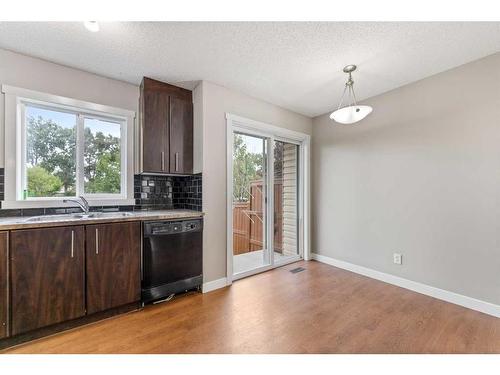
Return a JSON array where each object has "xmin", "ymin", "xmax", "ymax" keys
[
  {"xmin": 139, "ymin": 77, "xmax": 193, "ymax": 174},
  {"xmin": 169, "ymin": 96, "xmax": 194, "ymax": 174},
  {"xmin": 141, "ymin": 86, "xmax": 169, "ymax": 173}
]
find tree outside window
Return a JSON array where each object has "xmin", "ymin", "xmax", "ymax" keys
[{"xmin": 24, "ymin": 104, "xmax": 123, "ymax": 199}]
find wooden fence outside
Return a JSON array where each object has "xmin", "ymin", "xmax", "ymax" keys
[{"xmin": 232, "ymin": 180, "xmax": 283, "ymax": 255}]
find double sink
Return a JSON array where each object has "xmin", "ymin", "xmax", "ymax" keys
[{"xmin": 24, "ymin": 211, "xmax": 135, "ymax": 223}]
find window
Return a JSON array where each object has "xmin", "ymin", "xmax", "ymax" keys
[
  {"xmin": 1, "ymin": 84, "xmax": 135, "ymax": 208},
  {"xmin": 83, "ymin": 117, "xmax": 122, "ymax": 195},
  {"xmin": 25, "ymin": 105, "xmax": 77, "ymax": 198},
  {"xmin": 22, "ymin": 102, "xmax": 126, "ymax": 200}
]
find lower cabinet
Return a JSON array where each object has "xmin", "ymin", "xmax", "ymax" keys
[
  {"xmin": 0, "ymin": 232, "xmax": 8, "ymax": 339},
  {"xmin": 86, "ymin": 222, "xmax": 141, "ymax": 314},
  {"xmin": 4, "ymin": 221, "xmax": 141, "ymax": 339},
  {"xmin": 10, "ymin": 226, "xmax": 86, "ymax": 336}
]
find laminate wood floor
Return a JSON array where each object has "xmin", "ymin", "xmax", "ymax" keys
[{"xmin": 3, "ymin": 260, "xmax": 500, "ymax": 353}]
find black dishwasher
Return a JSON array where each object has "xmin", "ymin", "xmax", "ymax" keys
[{"xmin": 142, "ymin": 218, "xmax": 203, "ymax": 304}]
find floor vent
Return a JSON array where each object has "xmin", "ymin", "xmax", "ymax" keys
[{"xmin": 290, "ymin": 267, "xmax": 306, "ymax": 274}]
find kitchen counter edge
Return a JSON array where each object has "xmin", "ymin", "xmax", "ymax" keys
[{"xmin": 0, "ymin": 210, "xmax": 204, "ymax": 230}]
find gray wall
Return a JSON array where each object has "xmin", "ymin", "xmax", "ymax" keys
[
  {"xmin": 0, "ymin": 48, "xmax": 139, "ymax": 167},
  {"xmin": 0, "ymin": 49, "xmax": 312, "ymax": 284},
  {"xmin": 200, "ymin": 80, "xmax": 312, "ymax": 282},
  {"xmin": 312, "ymin": 52, "xmax": 500, "ymax": 305}
]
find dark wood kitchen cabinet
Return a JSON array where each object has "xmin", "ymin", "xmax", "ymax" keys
[
  {"xmin": 139, "ymin": 77, "xmax": 193, "ymax": 174},
  {"xmin": 85, "ymin": 222, "xmax": 141, "ymax": 314},
  {"xmin": 0, "ymin": 232, "xmax": 8, "ymax": 339},
  {"xmin": 169, "ymin": 96, "xmax": 194, "ymax": 173},
  {"xmin": 9, "ymin": 226, "xmax": 85, "ymax": 336},
  {"xmin": 141, "ymin": 87, "xmax": 169, "ymax": 173}
]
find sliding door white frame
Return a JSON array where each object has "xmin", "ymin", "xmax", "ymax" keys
[{"xmin": 226, "ymin": 113, "xmax": 311, "ymax": 284}]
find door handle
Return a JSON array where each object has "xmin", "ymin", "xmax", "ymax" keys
[
  {"xmin": 161, "ymin": 151, "xmax": 165, "ymax": 171},
  {"xmin": 95, "ymin": 228, "xmax": 99, "ymax": 255},
  {"xmin": 175, "ymin": 152, "xmax": 179, "ymax": 172},
  {"xmin": 71, "ymin": 230, "xmax": 74, "ymax": 258}
]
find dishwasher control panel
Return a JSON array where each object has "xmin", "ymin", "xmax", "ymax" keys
[{"xmin": 144, "ymin": 219, "xmax": 203, "ymax": 236}]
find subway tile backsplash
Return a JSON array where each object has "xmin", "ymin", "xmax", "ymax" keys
[
  {"xmin": 134, "ymin": 174, "xmax": 175, "ymax": 210},
  {"xmin": 0, "ymin": 168, "xmax": 202, "ymax": 216},
  {"xmin": 173, "ymin": 173, "xmax": 202, "ymax": 211},
  {"xmin": 134, "ymin": 173, "xmax": 202, "ymax": 212}
]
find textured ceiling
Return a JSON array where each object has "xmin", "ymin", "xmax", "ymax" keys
[{"xmin": 0, "ymin": 22, "xmax": 499, "ymax": 117}]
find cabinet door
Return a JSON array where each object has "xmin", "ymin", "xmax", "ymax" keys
[
  {"xmin": 0, "ymin": 232, "xmax": 8, "ymax": 338},
  {"xmin": 86, "ymin": 222, "xmax": 141, "ymax": 314},
  {"xmin": 142, "ymin": 90, "xmax": 170, "ymax": 173},
  {"xmin": 10, "ymin": 226, "xmax": 85, "ymax": 336},
  {"xmin": 169, "ymin": 96, "xmax": 193, "ymax": 174}
]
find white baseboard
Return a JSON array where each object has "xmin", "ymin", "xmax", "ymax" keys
[
  {"xmin": 202, "ymin": 277, "xmax": 228, "ymax": 293},
  {"xmin": 311, "ymin": 253, "xmax": 500, "ymax": 318}
]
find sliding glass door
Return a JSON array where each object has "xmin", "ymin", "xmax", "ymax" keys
[
  {"xmin": 273, "ymin": 140, "xmax": 300, "ymax": 264},
  {"xmin": 228, "ymin": 117, "xmax": 306, "ymax": 281},
  {"xmin": 232, "ymin": 132, "xmax": 270, "ymax": 275}
]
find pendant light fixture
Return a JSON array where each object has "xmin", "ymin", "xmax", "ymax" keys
[
  {"xmin": 330, "ymin": 65, "xmax": 372, "ymax": 124},
  {"xmin": 84, "ymin": 21, "xmax": 100, "ymax": 32}
]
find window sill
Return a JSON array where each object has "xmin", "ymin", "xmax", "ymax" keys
[{"xmin": 1, "ymin": 198, "xmax": 136, "ymax": 210}]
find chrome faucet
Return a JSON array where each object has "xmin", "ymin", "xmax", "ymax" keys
[{"xmin": 63, "ymin": 196, "xmax": 90, "ymax": 214}]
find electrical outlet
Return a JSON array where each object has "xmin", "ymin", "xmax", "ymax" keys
[{"xmin": 393, "ymin": 253, "xmax": 402, "ymax": 265}]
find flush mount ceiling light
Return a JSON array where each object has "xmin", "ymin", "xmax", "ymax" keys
[
  {"xmin": 330, "ymin": 65, "xmax": 372, "ymax": 125},
  {"xmin": 83, "ymin": 21, "xmax": 99, "ymax": 32}
]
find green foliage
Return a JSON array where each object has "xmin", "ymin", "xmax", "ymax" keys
[
  {"xmin": 27, "ymin": 166, "xmax": 63, "ymax": 197},
  {"xmin": 27, "ymin": 116, "xmax": 76, "ymax": 195},
  {"xmin": 26, "ymin": 115, "xmax": 121, "ymax": 197},
  {"xmin": 85, "ymin": 149, "xmax": 121, "ymax": 194},
  {"xmin": 84, "ymin": 127, "xmax": 121, "ymax": 194},
  {"xmin": 233, "ymin": 134, "xmax": 263, "ymax": 202}
]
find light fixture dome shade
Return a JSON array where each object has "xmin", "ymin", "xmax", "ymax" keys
[
  {"xmin": 84, "ymin": 21, "xmax": 99, "ymax": 32},
  {"xmin": 329, "ymin": 105, "xmax": 372, "ymax": 124}
]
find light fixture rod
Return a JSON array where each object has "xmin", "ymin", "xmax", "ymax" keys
[
  {"xmin": 350, "ymin": 84, "xmax": 358, "ymax": 106},
  {"xmin": 339, "ymin": 65, "xmax": 359, "ymax": 108},
  {"xmin": 337, "ymin": 85, "xmax": 349, "ymax": 111},
  {"xmin": 330, "ymin": 64, "xmax": 372, "ymax": 125}
]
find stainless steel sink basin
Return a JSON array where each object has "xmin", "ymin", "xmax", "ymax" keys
[
  {"xmin": 69, "ymin": 213, "xmax": 101, "ymax": 219},
  {"xmin": 97, "ymin": 212, "xmax": 134, "ymax": 218},
  {"xmin": 24, "ymin": 214, "xmax": 85, "ymax": 222},
  {"xmin": 71, "ymin": 212, "xmax": 134, "ymax": 219},
  {"xmin": 24, "ymin": 211, "xmax": 134, "ymax": 223}
]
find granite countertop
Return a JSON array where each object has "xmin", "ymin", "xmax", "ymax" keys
[{"xmin": 0, "ymin": 209, "xmax": 204, "ymax": 230}]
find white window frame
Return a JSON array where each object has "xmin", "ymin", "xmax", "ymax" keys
[
  {"xmin": 2, "ymin": 85, "xmax": 136, "ymax": 209},
  {"xmin": 225, "ymin": 113, "xmax": 311, "ymax": 284}
]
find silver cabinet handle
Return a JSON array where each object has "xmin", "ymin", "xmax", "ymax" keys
[
  {"xmin": 175, "ymin": 152, "xmax": 179, "ymax": 172},
  {"xmin": 161, "ymin": 151, "xmax": 165, "ymax": 171},
  {"xmin": 71, "ymin": 230, "xmax": 74, "ymax": 258},
  {"xmin": 95, "ymin": 228, "xmax": 99, "ymax": 255}
]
